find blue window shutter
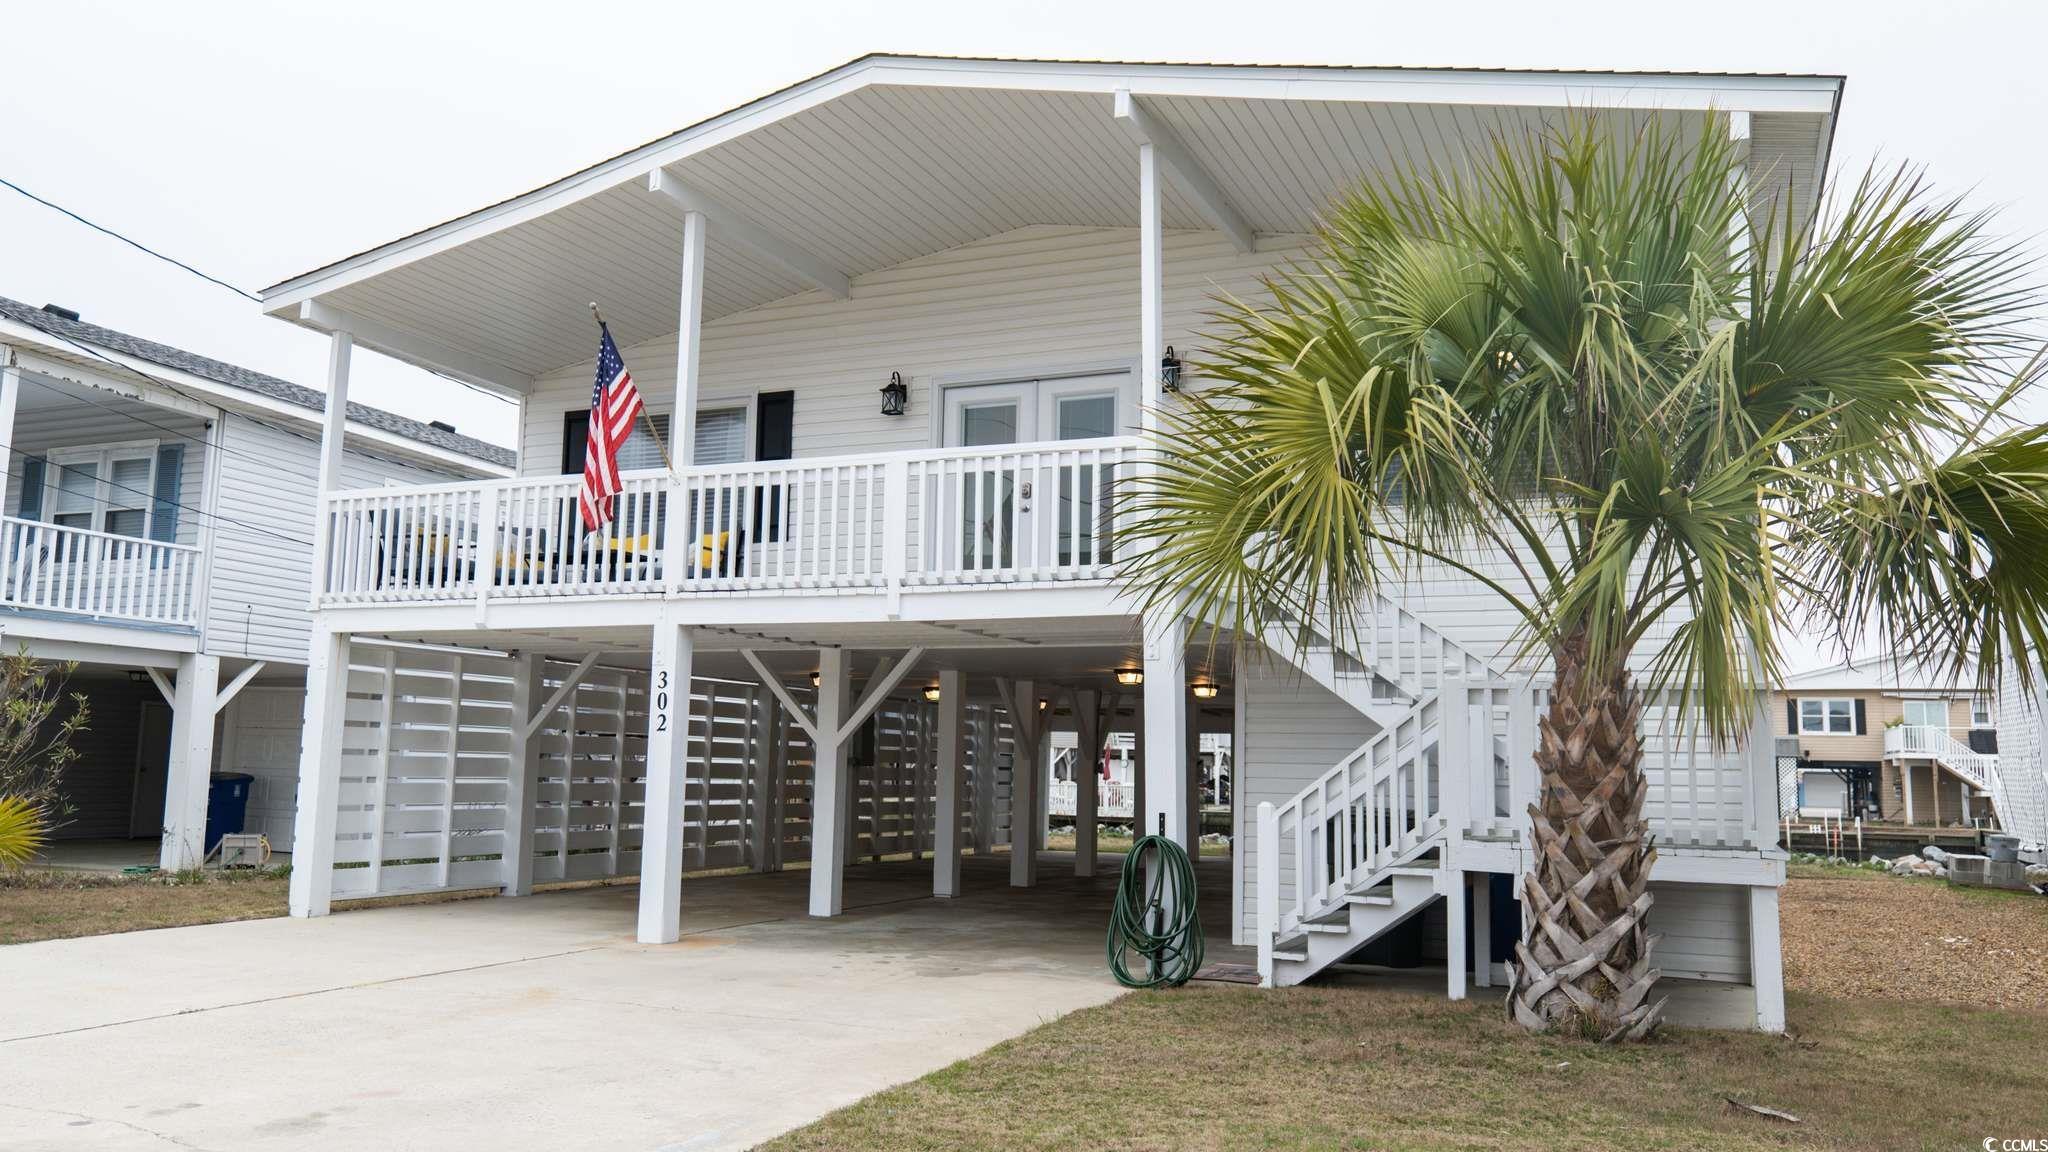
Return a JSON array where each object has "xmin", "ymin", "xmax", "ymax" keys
[
  {"xmin": 16, "ymin": 456, "xmax": 45, "ymax": 520},
  {"xmin": 150, "ymin": 444, "xmax": 184, "ymax": 544}
]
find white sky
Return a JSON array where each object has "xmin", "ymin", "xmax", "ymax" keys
[{"xmin": 1, "ymin": 0, "xmax": 2037, "ymax": 667}]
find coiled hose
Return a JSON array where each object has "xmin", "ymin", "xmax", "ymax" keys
[{"xmin": 1107, "ymin": 834, "xmax": 1203, "ymax": 988}]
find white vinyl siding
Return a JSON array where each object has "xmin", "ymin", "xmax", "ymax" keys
[
  {"xmin": 203, "ymin": 413, "xmax": 473, "ymax": 663},
  {"xmin": 1647, "ymin": 882, "xmax": 1751, "ymax": 983},
  {"xmin": 517, "ymin": 226, "xmax": 1304, "ymax": 474}
]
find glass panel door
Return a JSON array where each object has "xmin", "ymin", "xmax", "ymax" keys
[
  {"xmin": 1902, "ymin": 700, "xmax": 1946, "ymax": 730},
  {"xmin": 1044, "ymin": 380, "xmax": 1122, "ymax": 567},
  {"xmin": 945, "ymin": 384, "xmax": 1032, "ymax": 571}
]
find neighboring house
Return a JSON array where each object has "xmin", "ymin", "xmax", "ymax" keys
[
  {"xmin": 1994, "ymin": 659, "xmax": 2048, "ymax": 853},
  {"xmin": 258, "ymin": 56, "xmax": 1842, "ymax": 1031},
  {"xmin": 1773, "ymin": 661, "xmax": 2003, "ymax": 827},
  {"xmin": 0, "ymin": 297, "xmax": 512, "ymax": 868}
]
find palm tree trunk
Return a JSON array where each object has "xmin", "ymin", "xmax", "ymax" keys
[{"xmin": 1505, "ymin": 631, "xmax": 1663, "ymax": 1041}]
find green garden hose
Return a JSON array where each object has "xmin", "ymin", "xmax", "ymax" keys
[{"xmin": 1107, "ymin": 834, "xmax": 1203, "ymax": 988}]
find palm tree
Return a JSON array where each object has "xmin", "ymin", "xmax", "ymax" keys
[{"xmin": 1122, "ymin": 118, "xmax": 2048, "ymax": 1040}]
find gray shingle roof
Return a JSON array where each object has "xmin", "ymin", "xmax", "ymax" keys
[{"xmin": 0, "ymin": 296, "xmax": 516, "ymax": 469}]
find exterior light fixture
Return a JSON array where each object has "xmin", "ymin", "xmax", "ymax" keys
[
  {"xmin": 1115, "ymin": 667, "xmax": 1144, "ymax": 687},
  {"xmin": 810, "ymin": 670, "xmax": 822, "ymax": 689},
  {"xmin": 923, "ymin": 684, "xmax": 941, "ymax": 703},
  {"xmin": 1190, "ymin": 680, "xmax": 1220, "ymax": 700},
  {"xmin": 880, "ymin": 371, "xmax": 908, "ymax": 416},
  {"xmin": 1159, "ymin": 346, "xmax": 1182, "ymax": 392},
  {"xmin": 1038, "ymin": 697, "xmax": 1050, "ymax": 712}
]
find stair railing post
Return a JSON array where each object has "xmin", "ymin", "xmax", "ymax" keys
[
  {"xmin": 1256, "ymin": 800, "xmax": 1278, "ymax": 987},
  {"xmin": 1439, "ymin": 674, "xmax": 1468, "ymax": 867}
]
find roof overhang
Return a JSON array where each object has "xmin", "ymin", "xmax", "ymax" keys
[{"xmin": 261, "ymin": 55, "xmax": 1845, "ymax": 387}]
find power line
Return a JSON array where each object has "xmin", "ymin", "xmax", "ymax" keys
[
  {"xmin": 0, "ymin": 175, "xmax": 261, "ymax": 303},
  {"xmin": 0, "ymin": 446, "xmax": 312, "ymax": 550}
]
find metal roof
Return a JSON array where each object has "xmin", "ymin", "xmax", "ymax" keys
[{"xmin": 0, "ymin": 296, "xmax": 515, "ymax": 468}]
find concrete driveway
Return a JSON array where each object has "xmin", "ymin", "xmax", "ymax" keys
[{"xmin": 0, "ymin": 855, "xmax": 1234, "ymax": 1151}]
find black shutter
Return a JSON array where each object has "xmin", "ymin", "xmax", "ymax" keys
[
  {"xmin": 754, "ymin": 391, "xmax": 794, "ymax": 542},
  {"xmin": 1853, "ymin": 698, "xmax": 1867, "ymax": 735},
  {"xmin": 1786, "ymin": 700, "xmax": 1798, "ymax": 734},
  {"xmin": 561, "ymin": 411, "xmax": 592, "ymax": 475}
]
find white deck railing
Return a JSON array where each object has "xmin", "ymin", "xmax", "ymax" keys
[
  {"xmin": 1883, "ymin": 724, "xmax": 1999, "ymax": 790},
  {"xmin": 0, "ymin": 516, "xmax": 202, "ymax": 628},
  {"xmin": 315, "ymin": 437, "xmax": 1140, "ymax": 605},
  {"xmin": 1047, "ymin": 777, "xmax": 1135, "ymax": 820}
]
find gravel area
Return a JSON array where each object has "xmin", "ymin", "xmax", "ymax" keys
[{"xmin": 1782, "ymin": 865, "xmax": 2048, "ymax": 1011}]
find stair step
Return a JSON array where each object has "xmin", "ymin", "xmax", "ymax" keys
[
  {"xmin": 1299, "ymin": 922, "xmax": 1349, "ymax": 934},
  {"xmin": 1271, "ymin": 950, "xmax": 1308, "ymax": 963},
  {"xmin": 1345, "ymin": 894, "xmax": 1394, "ymax": 907}
]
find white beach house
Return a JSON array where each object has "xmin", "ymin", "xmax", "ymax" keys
[{"xmin": 259, "ymin": 56, "xmax": 1842, "ymax": 1030}]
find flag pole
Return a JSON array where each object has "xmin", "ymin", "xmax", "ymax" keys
[{"xmin": 589, "ymin": 302, "xmax": 675, "ymax": 473}]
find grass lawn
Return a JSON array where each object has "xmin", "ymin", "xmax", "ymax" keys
[
  {"xmin": 766, "ymin": 865, "xmax": 2048, "ymax": 1152},
  {"xmin": 0, "ymin": 868, "xmax": 289, "ymax": 945}
]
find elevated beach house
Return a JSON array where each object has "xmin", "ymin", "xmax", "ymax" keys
[
  {"xmin": 260, "ymin": 56, "xmax": 1842, "ymax": 1030},
  {"xmin": 0, "ymin": 298, "xmax": 511, "ymax": 867}
]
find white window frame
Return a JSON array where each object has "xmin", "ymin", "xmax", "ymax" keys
[
  {"xmin": 692, "ymin": 404, "xmax": 752, "ymax": 466},
  {"xmin": 1971, "ymin": 695, "xmax": 1994, "ymax": 728},
  {"xmin": 41, "ymin": 440, "xmax": 159, "ymax": 538},
  {"xmin": 1797, "ymin": 697, "xmax": 1855, "ymax": 735}
]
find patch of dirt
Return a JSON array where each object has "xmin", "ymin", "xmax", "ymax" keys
[{"xmin": 1781, "ymin": 867, "xmax": 2048, "ymax": 1010}]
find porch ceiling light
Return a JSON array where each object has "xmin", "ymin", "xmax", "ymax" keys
[
  {"xmin": 1190, "ymin": 680, "xmax": 1220, "ymax": 700},
  {"xmin": 880, "ymin": 371, "xmax": 908, "ymax": 416},
  {"xmin": 810, "ymin": 670, "xmax": 821, "ymax": 689},
  {"xmin": 1115, "ymin": 667, "xmax": 1144, "ymax": 687},
  {"xmin": 923, "ymin": 684, "xmax": 941, "ymax": 703},
  {"xmin": 1159, "ymin": 346, "xmax": 1182, "ymax": 392}
]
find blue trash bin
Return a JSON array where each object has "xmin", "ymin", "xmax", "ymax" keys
[{"xmin": 204, "ymin": 773, "xmax": 254, "ymax": 855}]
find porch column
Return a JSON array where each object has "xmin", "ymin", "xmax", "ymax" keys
[
  {"xmin": 1132, "ymin": 697, "xmax": 1147, "ymax": 837},
  {"xmin": 503, "ymin": 654, "xmax": 544, "ymax": 896},
  {"xmin": 1142, "ymin": 613, "xmax": 1189, "ymax": 848},
  {"xmin": 1005, "ymin": 679, "xmax": 1040, "ymax": 889},
  {"xmin": 1445, "ymin": 868, "xmax": 1468, "ymax": 1001},
  {"xmin": 1184, "ymin": 693, "xmax": 1202, "ymax": 853},
  {"xmin": 306, "ymin": 332, "xmax": 351, "ymax": 607},
  {"xmin": 933, "ymin": 668, "xmax": 965, "ymax": 897},
  {"xmin": 1073, "ymin": 688, "xmax": 1100, "ymax": 879},
  {"xmin": 288, "ymin": 628, "xmax": 350, "ymax": 918},
  {"xmin": 972, "ymin": 704, "xmax": 995, "ymax": 857},
  {"xmin": 1750, "ymin": 885, "xmax": 1787, "ymax": 1032},
  {"xmin": 638, "ymin": 615, "xmax": 696, "ymax": 943},
  {"xmin": 159, "ymin": 653, "xmax": 220, "ymax": 871},
  {"xmin": 1137, "ymin": 139, "xmax": 1165, "ymax": 431},
  {"xmin": 753, "ymin": 693, "xmax": 785, "ymax": 872},
  {"xmin": 1903, "ymin": 762, "xmax": 1916, "ymax": 823},
  {"xmin": 810, "ymin": 648, "xmax": 851, "ymax": 917},
  {"xmin": 663, "ymin": 208, "xmax": 706, "ymax": 592},
  {"xmin": 1471, "ymin": 872, "xmax": 1493, "ymax": 989}
]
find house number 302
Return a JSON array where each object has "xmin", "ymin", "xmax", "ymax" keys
[{"xmin": 655, "ymin": 670, "xmax": 671, "ymax": 731}]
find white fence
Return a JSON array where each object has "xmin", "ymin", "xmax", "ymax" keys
[
  {"xmin": 327, "ymin": 641, "xmax": 1026, "ymax": 900},
  {"xmin": 314, "ymin": 437, "xmax": 1140, "ymax": 606},
  {"xmin": 0, "ymin": 515, "xmax": 202, "ymax": 628}
]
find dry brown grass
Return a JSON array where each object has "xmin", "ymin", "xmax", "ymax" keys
[
  {"xmin": 765, "ymin": 868, "xmax": 2048, "ymax": 1151},
  {"xmin": 0, "ymin": 868, "xmax": 287, "ymax": 944}
]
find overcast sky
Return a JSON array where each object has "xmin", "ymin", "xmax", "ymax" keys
[{"xmin": 2, "ymin": 0, "xmax": 2037, "ymax": 666}]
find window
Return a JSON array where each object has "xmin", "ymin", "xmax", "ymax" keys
[
  {"xmin": 1901, "ymin": 700, "xmax": 1947, "ymax": 729},
  {"xmin": 1972, "ymin": 695, "xmax": 1994, "ymax": 728},
  {"xmin": 1798, "ymin": 698, "xmax": 1855, "ymax": 735},
  {"xmin": 561, "ymin": 408, "xmax": 748, "ymax": 473},
  {"xmin": 43, "ymin": 444, "xmax": 157, "ymax": 538}
]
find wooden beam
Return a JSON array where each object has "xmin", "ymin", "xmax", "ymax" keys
[
  {"xmin": 524, "ymin": 652, "xmax": 602, "ymax": 741},
  {"xmin": 295, "ymin": 300, "xmax": 530, "ymax": 399},
  {"xmin": 211, "ymin": 661, "xmax": 268, "ymax": 717},
  {"xmin": 146, "ymin": 667, "xmax": 175, "ymax": 708},
  {"xmin": 740, "ymin": 649, "xmax": 821, "ymax": 743},
  {"xmin": 1113, "ymin": 89, "xmax": 1255, "ymax": 254},
  {"xmin": 645, "ymin": 168, "xmax": 851, "ymax": 298},
  {"xmin": 836, "ymin": 648, "xmax": 926, "ymax": 746}
]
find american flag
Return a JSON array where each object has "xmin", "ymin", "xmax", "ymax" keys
[{"xmin": 577, "ymin": 323, "xmax": 647, "ymax": 531}]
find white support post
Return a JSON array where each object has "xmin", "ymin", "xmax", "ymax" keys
[
  {"xmin": 663, "ymin": 208, "xmax": 706, "ymax": 594},
  {"xmin": 306, "ymin": 332, "xmax": 351, "ymax": 609},
  {"xmin": 288, "ymin": 629, "xmax": 350, "ymax": 918},
  {"xmin": 1074, "ymin": 688, "xmax": 1100, "ymax": 879},
  {"xmin": 159, "ymin": 653, "xmax": 220, "ymax": 871},
  {"xmin": 934, "ymin": 669, "xmax": 965, "ymax": 897},
  {"xmin": 998, "ymin": 678, "xmax": 1040, "ymax": 889},
  {"xmin": 1137, "ymin": 141, "xmax": 1165, "ymax": 432},
  {"xmin": 503, "ymin": 653, "xmax": 543, "ymax": 896},
  {"xmin": 1440, "ymin": 674, "xmax": 1469, "ymax": 860},
  {"xmin": 753, "ymin": 692, "xmax": 784, "ymax": 872},
  {"xmin": 1184, "ymin": 693, "xmax": 1202, "ymax": 853},
  {"xmin": 1142, "ymin": 613, "xmax": 1188, "ymax": 848},
  {"xmin": 1471, "ymin": 872, "xmax": 1493, "ymax": 989},
  {"xmin": 1255, "ymin": 800, "xmax": 1278, "ymax": 987},
  {"xmin": 1903, "ymin": 762, "xmax": 1916, "ymax": 824},
  {"xmin": 1445, "ymin": 864, "xmax": 1469, "ymax": 1001},
  {"xmin": 972, "ymin": 705, "xmax": 994, "ymax": 857},
  {"xmin": 1749, "ymin": 884, "xmax": 1786, "ymax": 1032},
  {"xmin": 638, "ymin": 614, "xmax": 696, "ymax": 943},
  {"xmin": 1132, "ymin": 697, "xmax": 1146, "ymax": 836},
  {"xmin": 810, "ymin": 647, "xmax": 851, "ymax": 916}
]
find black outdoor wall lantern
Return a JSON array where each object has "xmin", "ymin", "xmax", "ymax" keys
[
  {"xmin": 1159, "ymin": 346, "xmax": 1182, "ymax": 392},
  {"xmin": 880, "ymin": 371, "xmax": 908, "ymax": 416}
]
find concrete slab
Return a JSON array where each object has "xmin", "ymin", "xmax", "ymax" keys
[{"xmin": 0, "ymin": 852, "xmax": 1239, "ymax": 1152}]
